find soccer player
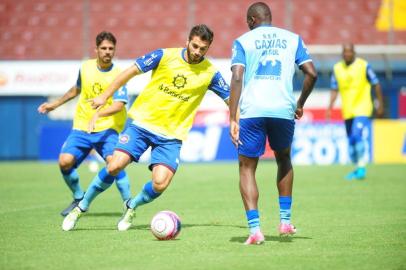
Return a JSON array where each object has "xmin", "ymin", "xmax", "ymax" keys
[
  {"xmin": 327, "ymin": 43, "xmax": 384, "ymax": 180},
  {"xmin": 229, "ymin": 2, "xmax": 317, "ymax": 244},
  {"xmin": 62, "ymin": 24, "xmax": 230, "ymax": 231},
  {"xmin": 38, "ymin": 31, "xmax": 131, "ymax": 216}
]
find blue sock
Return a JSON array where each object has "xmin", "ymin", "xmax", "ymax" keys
[
  {"xmin": 115, "ymin": 170, "xmax": 131, "ymax": 201},
  {"xmin": 279, "ymin": 196, "xmax": 292, "ymax": 224},
  {"xmin": 246, "ymin": 209, "xmax": 260, "ymax": 235},
  {"xmin": 78, "ymin": 167, "xmax": 115, "ymax": 211},
  {"xmin": 61, "ymin": 168, "xmax": 84, "ymax": 200},
  {"xmin": 355, "ymin": 140, "xmax": 366, "ymax": 168},
  {"xmin": 348, "ymin": 143, "xmax": 357, "ymax": 164},
  {"xmin": 129, "ymin": 181, "xmax": 161, "ymax": 209}
]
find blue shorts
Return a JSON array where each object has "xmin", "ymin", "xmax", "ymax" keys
[
  {"xmin": 238, "ymin": 117, "xmax": 295, "ymax": 157},
  {"xmin": 344, "ymin": 116, "xmax": 370, "ymax": 143},
  {"xmin": 115, "ymin": 124, "xmax": 182, "ymax": 172},
  {"xmin": 61, "ymin": 129, "xmax": 118, "ymax": 167}
]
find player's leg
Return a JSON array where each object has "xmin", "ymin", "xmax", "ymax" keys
[
  {"xmin": 344, "ymin": 119, "xmax": 359, "ymax": 179},
  {"xmin": 118, "ymin": 135, "xmax": 181, "ymax": 231},
  {"xmin": 127, "ymin": 165, "xmax": 174, "ymax": 210},
  {"xmin": 267, "ymin": 118, "xmax": 296, "ymax": 236},
  {"xmin": 97, "ymin": 129, "xmax": 131, "ymax": 202},
  {"xmin": 349, "ymin": 117, "xmax": 370, "ymax": 179},
  {"xmin": 78, "ymin": 150, "xmax": 132, "ymax": 211},
  {"xmin": 59, "ymin": 130, "xmax": 92, "ymax": 216},
  {"xmin": 62, "ymin": 150, "xmax": 132, "ymax": 231},
  {"xmin": 238, "ymin": 118, "xmax": 266, "ymax": 244}
]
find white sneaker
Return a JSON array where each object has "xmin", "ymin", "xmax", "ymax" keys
[
  {"xmin": 62, "ymin": 207, "xmax": 83, "ymax": 231},
  {"xmin": 117, "ymin": 208, "xmax": 135, "ymax": 231}
]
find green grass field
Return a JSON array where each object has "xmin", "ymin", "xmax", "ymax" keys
[{"xmin": 0, "ymin": 162, "xmax": 405, "ymax": 270}]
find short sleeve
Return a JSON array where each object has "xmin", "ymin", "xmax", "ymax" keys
[
  {"xmin": 113, "ymin": 84, "xmax": 129, "ymax": 104},
  {"xmin": 135, "ymin": 49, "xmax": 164, "ymax": 73},
  {"xmin": 76, "ymin": 70, "xmax": 81, "ymax": 89},
  {"xmin": 295, "ymin": 36, "xmax": 312, "ymax": 66},
  {"xmin": 231, "ymin": 40, "xmax": 246, "ymax": 67},
  {"xmin": 330, "ymin": 72, "xmax": 338, "ymax": 90},
  {"xmin": 366, "ymin": 64, "xmax": 379, "ymax": 85},
  {"xmin": 208, "ymin": 71, "xmax": 230, "ymax": 101}
]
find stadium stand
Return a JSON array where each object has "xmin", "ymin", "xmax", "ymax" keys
[{"xmin": 1, "ymin": 0, "xmax": 405, "ymax": 59}]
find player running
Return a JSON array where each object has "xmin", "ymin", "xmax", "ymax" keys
[
  {"xmin": 38, "ymin": 31, "xmax": 131, "ymax": 216},
  {"xmin": 327, "ymin": 43, "xmax": 384, "ymax": 180}
]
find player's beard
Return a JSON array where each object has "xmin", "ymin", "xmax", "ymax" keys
[
  {"xmin": 101, "ymin": 55, "xmax": 112, "ymax": 64},
  {"xmin": 186, "ymin": 48, "xmax": 202, "ymax": 64}
]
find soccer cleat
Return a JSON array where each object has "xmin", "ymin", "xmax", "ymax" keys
[
  {"xmin": 122, "ymin": 199, "xmax": 130, "ymax": 212},
  {"xmin": 355, "ymin": 167, "xmax": 366, "ymax": 180},
  {"xmin": 62, "ymin": 207, "xmax": 83, "ymax": 231},
  {"xmin": 279, "ymin": 223, "xmax": 296, "ymax": 236},
  {"xmin": 345, "ymin": 168, "xmax": 366, "ymax": 181},
  {"xmin": 60, "ymin": 198, "xmax": 82, "ymax": 217},
  {"xmin": 117, "ymin": 207, "xmax": 135, "ymax": 231},
  {"xmin": 244, "ymin": 231, "xmax": 265, "ymax": 245}
]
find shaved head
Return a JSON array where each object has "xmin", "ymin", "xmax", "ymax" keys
[
  {"xmin": 247, "ymin": 2, "xmax": 272, "ymax": 30},
  {"xmin": 342, "ymin": 43, "xmax": 355, "ymax": 65}
]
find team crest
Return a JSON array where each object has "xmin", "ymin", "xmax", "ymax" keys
[
  {"xmin": 92, "ymin": 82, "xmax": 103, "ymax": 95},
  {"xmin": 119, "ymin": 134, "xmax": 130, "ymax": 144},
  {"xmin": 172, "ymin": 74, "xmax": 187, "ymax": 89}
]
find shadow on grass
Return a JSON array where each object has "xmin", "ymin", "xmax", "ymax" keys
[
  {"xmin": 85, "ymin": 212, "xmax": 122, "ymax": 217},
  {"xmin": 230, "ymin": 235, "xmax": 312, "ymax": 243},
  {"xmin": 73, "ymin": 222, "xmax": 246, "ymax": 232}
]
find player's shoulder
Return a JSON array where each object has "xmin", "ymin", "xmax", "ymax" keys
[
  {"xmin": 236, "ymin": 25, "xmax": 299, "ymax": 42},
  {"xmin": 355, "ymin": 57, "xmax": 368, "ymax": 65},
  {"xmin": 81, "ymin": 58, "xmax": 97, "ymax": 68},
  {"xmin": 334, "ymin": 60, "xmax": 346, "ymax": 69},
  {"xmin": 161, "ymin": 47, "xmax": 182, "ymax": 55}
]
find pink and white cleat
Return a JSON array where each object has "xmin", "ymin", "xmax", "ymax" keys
[
  {"xmin": 279, "ymin": 223, "xmax": 296, "ymax": 236},
  {"xmin": 244, "ymin": 231, "xmax": 265, "ymax": 245}
]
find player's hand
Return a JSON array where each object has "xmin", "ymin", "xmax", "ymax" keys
[
  {"xmin": 376, "ymin": 104, "xmax": 384, "ymax": 118},
  {"xmin": 89, "ymin": 96, "xmax": 107, "ymax": 110},
  {"xmin": 325, "ymin": 108, "xmax": 331, "ymax": 121},
  {"xmin": 87, "ymin": 111, "xmax": 100, "ymax": 133},
  {"xmin": 295, "ymin": 107, "xmax": 303, "ymax": 120},
  {"xmin": 229, "ymin": 120, "xmax": 242, "ymax": 148},
  {"xmin": 37, "ymin": 102, "xmax": 55, "ymax": 114}
]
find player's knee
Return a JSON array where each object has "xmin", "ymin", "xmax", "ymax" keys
[
  {"xmin": 152, "ymin": 179, "xmax": 169, "ymax": 193},
  {"xmin": 106, "ymin": 162, "xmax": 123, "ymax": 176},
  {"xmin": 152, "ymin": 173, "xmax": 173, "ymax": 193},
  {"xmin": 274, "ymin": 149, "xmax": 291, "ymax": 165},
  {"xmin": 58, "ymin": 155, "xmax": 74, "ymax": 171}
]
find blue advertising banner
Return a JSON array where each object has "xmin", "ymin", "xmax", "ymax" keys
[{"xmin": 39, "ymin": 122, "xmax": 372, "ymax": 165}]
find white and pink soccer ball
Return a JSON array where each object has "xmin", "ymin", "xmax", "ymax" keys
[{"xmin": 150, "ymin": 210, "xmax": 181, "ymax": 240}]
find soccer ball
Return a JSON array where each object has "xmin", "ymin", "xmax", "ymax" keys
[{"xmin": 150, "ymin": 211, "xmax": 181, "ymax": 240}]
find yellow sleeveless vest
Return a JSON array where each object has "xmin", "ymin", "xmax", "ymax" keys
[
  {"xmin": 333, "ymin": 58, "xmax": 373, "ymax": 119},
  {"xmin": 73, "ymin": 59, "xmax": 127, "ymax": 133},
  {"xmin": 129, "ymin": 48, "xmax": 217, "ymax": 141}
]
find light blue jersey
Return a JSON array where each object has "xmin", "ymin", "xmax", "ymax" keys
[{"xmin": 231, "ymin": 25, "xmax": 312, "ymax": 119}]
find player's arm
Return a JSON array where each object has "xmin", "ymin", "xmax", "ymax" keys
[
  {"xmin": 37, "ymin": 85, "xmax": 80, "ymax": 114},
  {"xmin": 91, "ymin": 65, "xmax": 140, "ymax": 110},
  {"xmin": 38, "ymin": 70, "xmax": 81, "ymax": 114},
  {"xmin": 87, "ymin": 100, "xmax": 126, "ymax": 133},
  {"xmin": 295, "ymin": 37, "xmax": 317, "ymax": 120},
  {"xmin": 326, "ymin": 72, "xmax": 338, "ymax": 120},
  {"xmin": 91, "ymin": 49, "xmax": 164, "ymax": 110},
  {"xmin": 88, "ymin": 84, "xmax": 129, "ymax": 133},
  {"xmin": 367, "ymin": 64, "xmax": 384, "ymax": 117},
  {"xmin": 296, "ymin": 61, "xmax": 317, "ymax": 119},
  {"xmin": 229, "ymin": 65, "xmax": 244, "ymax": 147},
  {"xmin": 373, "ymin": 83, "xmax": 384, "ymax": 117},
  {"xmin": 229, "ymin": 40, "xmax": 245, "ymax": 147}
]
